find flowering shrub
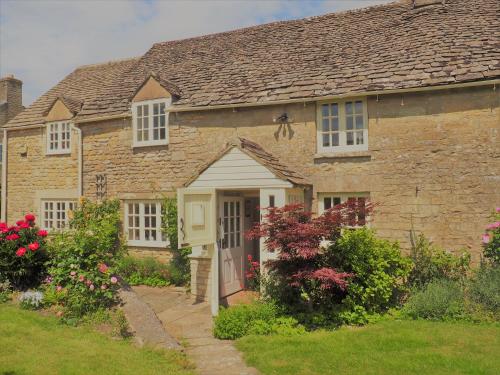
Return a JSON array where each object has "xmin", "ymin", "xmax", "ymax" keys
[
  {"xmin": 246, "ymin": 202, "xmax": 376, "ymax": 315},
  {"xmin": 0, "ymin": 214, "xmax": 49, "ymax": 289},
  {"xmin": 245, "ymin": 254, "xmax": 261, "ymax": 291},
  {"xmin": 46, "ymin": 199, "xmax": 124, "ymax": 319},
  {"xmin": 18, "ymin": 290, "xmax": 44, "ymax": 310},
  {"xmin": 482, "ymin": 208, "xmax": 500, "ymax": 265}
]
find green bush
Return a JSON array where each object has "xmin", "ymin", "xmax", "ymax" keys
[
  {"xmin": 213, "ymin": 302, "xmax": 280, "ymax": 339},
  {"xmin": 408, "ymin": 232, "xmax": 470, "ymax": 289},
  {"xmin": 403, "ymin": 279, "xmax": 466, "ymax": 320},
  {"xmin": 324, "ymin": 228, "xmax": 412, "ymax": 323},
  {"xmin": 117, "ymin": 256, "xmax": 171, "ymax": 287},
  {"xmin": 482, "ymin": 209, "xmax": 500, "ymax": 265},
  {"xmin": 468, "ymin": 266, "xmax": 500, "ymax": 315},
  {"xmin": 161, "ymin": 197, "xmax": 191, "ymax": 286},
  {"xmin": 0, "ymin": 280, "xmax": 12, "ymax": 303},
  {"xmin": 46, "ymin": 199, "xmax": 124, "ymax": 319}
]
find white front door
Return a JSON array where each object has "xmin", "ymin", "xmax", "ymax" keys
[{"xmin": 219, "ymin": 196, "xmax": 244, "ymax": 298}]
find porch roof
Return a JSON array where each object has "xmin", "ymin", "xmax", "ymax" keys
[{"xmin": 184, "ymin": 137, "xmax": 310, "ymax": 188}]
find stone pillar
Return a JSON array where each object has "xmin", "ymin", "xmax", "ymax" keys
[{"xmin": 189, "ymin": 255, "xmax": 212, "ymax": 302}]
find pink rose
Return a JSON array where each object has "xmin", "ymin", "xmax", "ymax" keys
[
  {"xmin": 25, "ymin": 213, "xmax": 36, "ymax": 222},
  {"xmin": 16, "ymin": 247, "xmax": 27, "ymax": 257},
  {"xmin": 482, "ymin": 234, "xmax": 490, "ymax": 244},
  {"xmin": 110, "ymin": 276, "xmax": 118, "ymax": 284},
  {"xmin": 70, "ymin": 271, "xmax": 76, "ymax": 276},
  {"xmin": 28, "ymin": 242, "xmax": 40, "ymax": 252},
  {"xmin": 89, "ymin": 284, "xmax": 95, "ymax": 291},
  {"xmin": 56, "ymin": 285, "xmax": 63, "ymax": 292},
  {"xmin": 79, "ymin": 275, "xmax": 85, "ymax": 282},
  {"xmin": 98, "ymin": 263, "xmax": 109, "ymax": 273},
  {"xmin": 101, "ymin": 284, "xmax": 108, "ymax": 290},
  {"xmin": 496, "ymin": 207, "xmax": 500, "ymax": 213},
  {"xmin": 37, "ymin": 230, "xmax": 48, "ymax": 237}
]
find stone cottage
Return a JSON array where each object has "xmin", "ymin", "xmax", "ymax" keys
[{"xmin": 1, "ymin": 0, "xmax": 499, "ymax": 314}]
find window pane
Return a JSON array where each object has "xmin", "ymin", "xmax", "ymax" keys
[
  {"xmin": 345, "ymin": 101, "xmax": 353, "ymax": 114},
  {"xmin": 331, "ymin": 103, "xmax": 338, "ymax": 116},
  {"xmin": 355, "ymin": 101, "xmax": 363, "ymax": 114},
  {"xmin": 332, "ymin": 117, "xmax": 339, "ymax": 131},
  {"xmin": 346, "ymin": 132, "xmax": 354, "ymax": 145},
  {"xmin": 356, "ymin": 131, "xmax": 364, "ymax": 145},
  {"xmin": 143, "ymin": 105, "xmax": 149, "ymax": 116},
  {"xmin": 332, "ymin": 133, "xmax": 339, "ymax": 146},
  {"xmin": 322, "ymin": 118, "xmax": 330, "ymax": 132},
  {"xmin": 153, "ymin": 103, "xmax": 159, "ymax": 115},
  {"xmin": 346, "ymin": 116, "xmax": 353, "ymax": 130},
  {"xmin": 321, "ymin": 104, "xmax": 329, "ymax": 117},
  {"xmin": 322, "ymin": 133, "xmax": 330, "ymax": 147},
  {"xmin": 355, "ymin": 116, "xmax": 364, "ymax": 129},
  {"xmin": 137, "ymin": 106, "xmax": 142, "ymax": 116},
  {"xmin": 324, "ymin": 197, "xmax": 332, "ymax": 210},
  {"xmin": 333, "ymin": 197, "xmax": 341, "ymax": 206}
]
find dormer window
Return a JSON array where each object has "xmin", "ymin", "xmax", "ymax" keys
[
  {"xmin": 46, "ymin": 121, "xmax": 72, "ymax": 154},
  {"xmin": 132, "ymin": 98, "xmax": 171, "ymax": 147}
]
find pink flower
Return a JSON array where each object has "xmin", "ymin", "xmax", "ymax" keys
[
  {"xmin": 28, "ymin": 242, "xmax": 40, "ymax": 252},
  {"xmin": 89, "ymin": 284, "xmax": 95, "ymax": 291},
  {"xmin": 98, "ymin": 263, "xmax": 109, "ymax": 273},
  {"xmin": 101, "ymin": 284, "xmax": 108, "ymax": 290},
  {"xmin": 79, "ymin": 275, "xmax": 85, "ymax": 282},
  {"xmin": 70, "ymin": 271, "xmax": 76, "ymax": 276},
  {"xmin": 56, "ymin": 285, "xmax": 63, "ymax": 292},
  {"xmin": 16, "ymin": 247, "xmax": 27, "ymax": 257},
  {"xmin": 6, "ymin": 234, "xmax": 20, "ymax": 241},
  {"xmin": 110, "ymin": 276, "xmax": 118, "ymax": 284},
  {"xmin": 496, "ymin": 207, "xmax": 500, "ymax": 213},
  {"xmin": 85, "ymin": 279, "xmax": 92, "ymax": 286},
  {"xmin": 25, "ymin": 213, "xmax": 36, "ymax": 222},
  {"xmin": 482, "ymin": 234, "xmax": 490, "ymax": 244},
  {"xmin": 247, "ymin": 254, "xmax": 253, "ymax": 261},
  {"xmin": 37, "ymin": 229, "xmax": 48, "ymax": 237}
]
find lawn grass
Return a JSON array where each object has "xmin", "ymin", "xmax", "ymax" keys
[
  {"xmin": 0, "ymin": 304, "xmax": 193, "ymax": 375},
  {"xmin": 236, "ymin": 319, "xmax": 500, "ymax": 375}
]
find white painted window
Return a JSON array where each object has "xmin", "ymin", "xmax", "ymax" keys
[
  {"xmin": 318, "ymin": 192, "xmax": 370, "ymax": 226},
  {"xmin": 46, "ymin": 122, "xmax": 72, "ymax": 154},
  {"xmin": 41, "ymin": 200, "xmax": 76, "ymax": 230},
  {"xmin": 317, "ymin": 98, "xmax": 368, "ymax": 153},
  {"xmin": 125, "ymin": 201, "xmax": 168, "ymax": 247},
  {"xmin": 132, "ymin": 98, "xmax": 170, "ymax": 147}
]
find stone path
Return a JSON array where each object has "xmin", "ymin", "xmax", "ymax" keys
[{"xmin": 132, "ymin": 285, "xmax": 260, "ymax": 375}]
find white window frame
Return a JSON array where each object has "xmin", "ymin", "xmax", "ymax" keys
[
  {"xmin": 124, "ymin": 200, "xmax": 168, "ymax": 247},
  {"xmin": 316, "ymin": 98, "xmax": 368, "ymax": 153},
  {"xmin": 46, "ymin": 121, "xmax": 72, "ymax": 155},
  {"xmin": 41, "ymin": 199, "xmax": 76, "ymax": 230},
  {"xmin": 318, "ymin": 192, "xmax": 370, "ymax": 227},
  {"xmin": 131, "ymin": 98, "xmax": 171, "ymax": 147}
]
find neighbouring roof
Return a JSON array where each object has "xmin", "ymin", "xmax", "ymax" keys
[
  {"xmin": 5, "ymin": 0, "xmax": 500, "ymax": 128},
  {"xmin": 184, "ymin": 137, "xmax": 310, "ymax": 187}
]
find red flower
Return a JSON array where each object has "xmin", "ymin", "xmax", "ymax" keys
[
  {"xmin": 37, "ymin": 229, "xmax": 48, "ymax": 237},
  {"xmin": 247, "ymin": 254, "xmax": 253, "ymax": 261},
  {"xmin": 16, "ymin": 247, "xmax": 27, "ymax": 257},
  {"xmin": 19, "ymin": 221, "xmax": 30, "ymax": 229},
  {"xmin": 16, "ymin": 220, "xmax": 24, "ymax": 226},
  {"xmin": 6, "ymin": 234, "xmax": 20, "ymax": 241},
  {"xmin": 28, "ymin": 242, "xmax": 40, "ymax": 252},
  {"xmin": 25, "ymin": 213, "xmax": 36, "ymax": 222}
]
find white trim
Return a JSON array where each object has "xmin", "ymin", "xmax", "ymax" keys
[
  {"xmin": 124, "ymin": 200, "xmax": 168, "ymax": 248},
  {"xmin": 131, "ymin": 98, "xmax": 171, "ymax": 148},
  {"xmin": 316, "ymin": 97, "xmax": 368, "ymax": 153},
  {"xmin": 40, "ymin": 199, "xmax": 76, "ymax": 231},
  {"xmin": 45, "ymin": 121, "xmax": 72, "ymax": 155}
]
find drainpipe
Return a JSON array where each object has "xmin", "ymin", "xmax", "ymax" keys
[
  {"xmin": 73, "ymin": 124, "xmax": 83, "ymax": 197},
  {"xmin": 1, "ymin": 129, "xmax": 7, "ymax": 222}
]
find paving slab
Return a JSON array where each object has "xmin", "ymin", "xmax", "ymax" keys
[{"xmin": 132, "ymin": 285, "xmax": 260, "ymax": 375}]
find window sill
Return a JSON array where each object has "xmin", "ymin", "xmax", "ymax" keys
[
  {"xmin": 314, "ymin": 150, "xmax": 371, "ymax": 160},
  {"xmin": 46, "ymin": 150, "xmax": 71, "ymax": 156},
  {"xmin": 127, "ymin": 240, "xmax": 169, "ymax": 248},
  {"xmin": 132, "ymin": 141, "xmax": 169, "ymax": 148}
]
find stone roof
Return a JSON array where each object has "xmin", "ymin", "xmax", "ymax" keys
[
  {"xmin": 184, "ymin": 137, "xmax": 310, "ymax": 187},
  {"xmin": 4, "ymin": 0, "xmax": 500, "ymax": 128}
]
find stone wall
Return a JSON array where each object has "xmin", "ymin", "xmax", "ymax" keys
[
  {"xmin": 0, "ymin": 76, "xmax": 23, "ymax": 126},
  {"xmin": 6, "ymin": 127, "xmax": 79, "ymax": 221},
  {"xmin": 190, "ymin": 256, "xmax": 212, "ymax": 302},
  {"xmin": 5, "ymin": 85, "xmax": 500, "ymax": 262}
]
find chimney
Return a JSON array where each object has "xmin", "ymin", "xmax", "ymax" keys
[{"xmin": 0, "ymin": 74, "xmax": 23, "ymax": 126}]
